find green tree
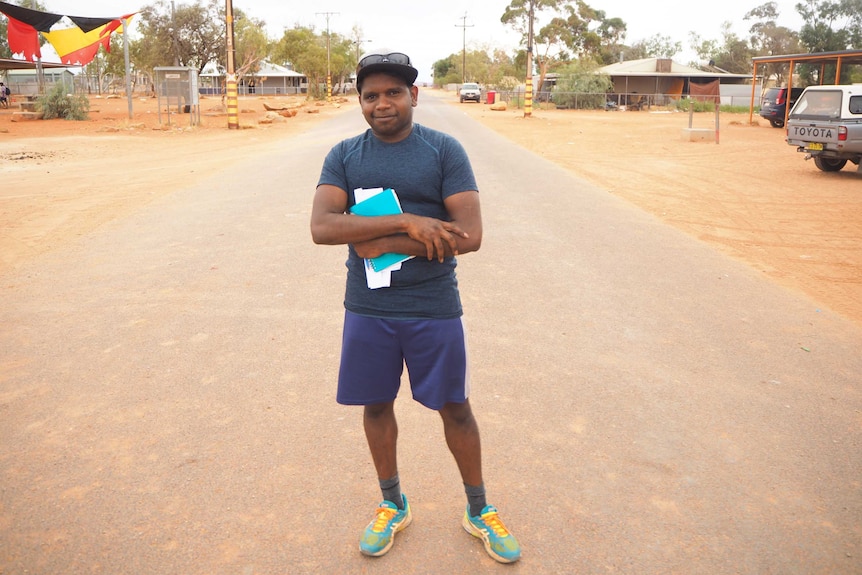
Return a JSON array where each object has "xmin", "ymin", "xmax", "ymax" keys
[
  {"xmin": 689, "ymin": 23, "xmax": 753, "ymax": 72},
  {"xmin": 795, "ymin": 0, "xmax": 862, "ymax": 82},
  {"xmin": 233, "ymin": 9, "xmax": 269, "ymax": 77},
  {"xmin": 796, "ymin": 0, "xmax": 861, "ymax": 52},
  {"xmin": 502, "ymin": 0, "xmax": 625, "ymax": 95},
  {"xmin": 271, "ymin": 26, "xmax": 327, "ymax": 98},
  {"xmin": 432, "ymin": 54, "xmax": 458, "ymax": 86},
  {"xmin": 638, "ymin": 34, "xmax": 683, "ymax": 59},
  {"xmin": 595, "ymin": 16, "xmax": 628, "ymax": 64},
  {"xmin": 328, "ymin": 33, "xmax": 356, "ymax": 91},
  {"xmin": 533, "ymin": 16, "xmax": 572, "ymax": 88},
  {"xmin": 432, "ymin": 49, "xmax": 500, "ymax": 86},
  {"xmin": 131, "ymin": 0, "xmax": 224, "ymax": 74},
  {"xmin": 487, "ymin": 47, "xmax": 520, "ymax": 85},
  {"xmin": 558, "ymin": 0, "xmax": 625, "ymax": 61},
  {"xmin": 745, "ymin": 2, "xmax": 802, "ymax": 86},
  {"xmin": 501, "ymin": 0, "xmax": 565, "ymax": 84}
]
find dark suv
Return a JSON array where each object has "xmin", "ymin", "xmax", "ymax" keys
[{"xmin": 759, "ymin": 87, "xmax": 803, "ymax": 128}]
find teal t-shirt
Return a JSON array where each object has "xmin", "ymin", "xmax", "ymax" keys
[{"xmin": 318, "ymin": 124, "xmax": 478, "ymax": 319}]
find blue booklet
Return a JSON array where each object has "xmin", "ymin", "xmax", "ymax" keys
[{"xmin": 350, "ymin": 189, "xmax": 413, "ymax": 272}]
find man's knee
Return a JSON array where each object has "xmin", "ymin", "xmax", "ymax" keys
[
  {"xmin": 439, "ymin": 401, "xmax": 475, "ymax": 427},
  {"xmin": 364, "ymin": 401, "xmax": 395, "ymax": 420}
]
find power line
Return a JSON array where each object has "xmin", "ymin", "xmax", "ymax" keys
[
  {"xmin": 455, "ymin": 12, "xmax": 474, "ymax": 84},
  {"xmin": 316, "ymin": 12, "xmax": 339, "ymax": 101}
]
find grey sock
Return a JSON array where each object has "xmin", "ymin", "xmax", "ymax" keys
[
  {"xmin": 465, "ymin": 483, "xmax": 487, "ymax": 517},
  {"xmin": 380, "ymin": 475, "xmax": 404, "ymax": 509}
]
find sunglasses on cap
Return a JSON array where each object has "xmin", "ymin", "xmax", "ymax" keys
[{"xmin": 357, "ymin": 52, "xmax": 412, "ymax": 69}]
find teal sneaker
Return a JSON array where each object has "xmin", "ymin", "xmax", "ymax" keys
[
  {"xmin": 359, "ymin": 494, "xmax": 412, "ymax": 557},
  {"xmin": 462, "ymin": 504, "xmax": 521, "ymax": 563}
]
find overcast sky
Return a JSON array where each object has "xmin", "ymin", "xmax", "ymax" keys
[{"xmin": 41, "ymin": 0, "xmax": 806, "ymax": 81}]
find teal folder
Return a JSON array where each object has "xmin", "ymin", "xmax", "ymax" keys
[{"xmin": 350, "ymin": 189, "xmax": 412, "ymax": 272}]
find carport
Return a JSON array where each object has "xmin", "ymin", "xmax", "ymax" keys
[
  {"xmin": 0, "ymin": 57, "xmax": 71, "ymax": 71},
  {"xmin": 748, "ymin": 49, "xmax": 862, "ymax": 125}
]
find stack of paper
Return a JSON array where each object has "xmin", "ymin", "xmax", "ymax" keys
[{"xmin": 352, "ymin": 188, "xmax": 414, "ymax": 288}]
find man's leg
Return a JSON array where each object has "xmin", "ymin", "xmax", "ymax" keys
[
  {"xmin": 359, "ymin": 400, "xmax": 412, "ymax": 557},
  {"xmin": 363, "ymin": 401, "xmax": 398, "ymax": 481},
  {"xmin": 442, "ymin": 400, "xmax": 522, "ymax": 563},
  {"xmin": 438, "ymin": 399, "xmax": 482, "ymax": 486}
]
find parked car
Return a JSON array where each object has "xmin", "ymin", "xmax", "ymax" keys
[
  {"xmin": 459, "ymin": 83, "xmax": 481, "ymax": 103},
  {"xmin": 759, "ymin": 87, "xmax": 804, "ymax": 128},
  {"xmin": 785, "ymin": 84, "xmax": 862, "ymax": 172}
]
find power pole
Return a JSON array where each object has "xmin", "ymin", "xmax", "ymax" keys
[
  {"xmin": 353, "ymin": 39, "xmax": 371, "ymax": 66},
  {"xmin": 122, "ymin": 16, "xmax": 132, "ymax": 120},
  {"xmin": 455, "ymin": 12, "xmax": 474, "ymax": 84},
  {"xmin": 29, "ymin": 0, "xmax": 44, "ymax": 93},
  {"xmin": 524, "ymin": 0, "xmax": 535, "ymax": 117},
  {"xmin": 225, "ymin": 0, "xmax": 238, "ymax": 129},
  {"xmin": 316, "ymin": 12, "xmax": 339, "ymax": 101},
  {"xmin": 171, "ymin": 1, "xmax": 179, "ymax": 66}
]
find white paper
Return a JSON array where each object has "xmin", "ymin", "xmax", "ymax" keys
[
  {"xmin": 364, "ymin": 258, "xmax": 392, "ymax": 289},
  {"xmin": 354, "ymin": 187, "xmax": 384, "ymax": 203}
]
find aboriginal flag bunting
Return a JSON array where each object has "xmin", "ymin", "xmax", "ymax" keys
[
  {"xmin": 42, "ymin": 16, "xmax": 132, "ymax": 66},
  {"xmin": 0, "ymin": 1, "xmax": 134, "ymax": 64}
]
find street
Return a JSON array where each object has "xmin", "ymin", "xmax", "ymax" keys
[{"xmin": 1, "ymin": 91, "xmax": 860, "ymax": 574}]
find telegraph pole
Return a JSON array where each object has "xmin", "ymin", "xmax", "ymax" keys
[
  {"xmin": 317, "ymin": 12, "xmax": 339, "ymax": 101},
  {"xmin": 524, "ymin": 0, "xmax": 534, "ymax": 117},
  {"xmin": 225, "ymin": 0, "xmax": 238, "ymax": 128},
  {"xmin": 352, "ymin": 39, "xmax": 371, "ymax": 66},
  {"xmin": 29, "ymin": 0, "xmax": 44, "ymax": 93},
  {"xmin": 123, "ymin": 15, "xmax": 132, "ymax": 119},
  {"xmin": 455, "ymin": 12, "xmax": 474, "ymax": 84}
]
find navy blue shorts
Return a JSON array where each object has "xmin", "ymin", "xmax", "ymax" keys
[{"xmin": 337, "ymin": 310, "xmax": 471, "ymax": 410}]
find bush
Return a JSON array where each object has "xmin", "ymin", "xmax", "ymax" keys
[
  {"xmin": 675, "ymin": 98, "xmax": 715, "ymax": 113},
  {"xmin": 551, "ymin": 61, "xmax": 613, "ymax": 110},
  {"xmin": 674, "ymin": 99, "xmax": 754, "ymax": 114},
  {"xmin": 37, "ymin": 82, "xmax": 89, "ymax": 120}
]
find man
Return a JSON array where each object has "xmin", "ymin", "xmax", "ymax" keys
[
  {"xmin": 0, "ymin": 82, "xmax": 8, "ymax": 108},
  {"xmin": 310, "ymin": 50, "xmax": 521, "ymax": 564}
]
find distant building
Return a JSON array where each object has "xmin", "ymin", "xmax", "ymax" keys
[
  {"xmin": 199, "ymin": 60, "xmax": 308, "ymax": 95},
  {"xmin": 598, "ymin": 58, "xmax": 753, "ymax": 107},
  {"xmin": 5, "ymin": 66, "xmax": 75, "ymax": 96}
]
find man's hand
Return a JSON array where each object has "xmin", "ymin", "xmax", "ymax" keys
[
  {"xmin": 403, "ymin": 214, "xmax": 468, "ymax": 261},
  {"xmin": 313, "ymin": 185, "xmax": 481, "ymax": 263},
  {"xmin": 353, "ymin": 214, "xmax": 468, "ymax": 263}
]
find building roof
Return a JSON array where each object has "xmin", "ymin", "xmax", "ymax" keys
[
  {"xmin": 200, "ymin": 60, "xmax": 305, "ymax": 78},
  {"xmin": 0, "ymin": 57, "xmax": 73, "ymax": 71},
  {"xmin": 255, "ymin": 61, "xmax": 305, "ymax": 78},
  {"xmin": 751, "ymin": 49, "xmax": 862, "ymax": 67},
  {"xmin": 599, "ymin": 58, "xmax": 751, "ymax": 79}
]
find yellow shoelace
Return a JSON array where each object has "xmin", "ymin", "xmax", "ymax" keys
[
  {"xmin": 370, "ymin": 507, "xmax": 399, "ymax": 533},
  {"xmin": 480, "ymin": 511, "xmax": 510, "ymax": 537}
]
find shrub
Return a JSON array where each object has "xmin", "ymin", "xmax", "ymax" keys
[
  {"xmin": 674, "ymin": 99, "xmax": 754, "ymax": 114},
  {"xmin": 551, "ymin": 62, "xmax": 613, "ymax": 110},
  {"xmin": 37, "ymin": 82, "xmax": 90, "ymax": 120}
]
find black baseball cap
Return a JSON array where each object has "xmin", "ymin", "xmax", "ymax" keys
[{"xmin": 356, "ymin": 50, "xmax": 418, "ymax": 91}]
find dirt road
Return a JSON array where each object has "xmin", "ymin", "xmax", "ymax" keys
[
  {"xmin": 2, "ymin": 90, "xmax": 859, "ymax": 325},
  {"xmin": 0, "ymin": 90, "xmax": 860, "ymax": 574}
]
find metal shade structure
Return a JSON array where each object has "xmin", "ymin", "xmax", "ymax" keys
[
  {"xmin": 0, "ymin": 57, "xmax": 71, "ymax": 70},
  {"xmin": 748, "ymin": 49, "xmax": 862, "ymax": 124}
]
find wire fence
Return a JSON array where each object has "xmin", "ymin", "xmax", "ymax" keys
[{"xmin": 478, "ymin": 90, "xmax": 759, "ymax": 111}]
